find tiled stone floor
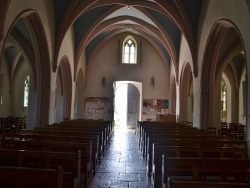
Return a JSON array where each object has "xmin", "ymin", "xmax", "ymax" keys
[{"xmin": 88, "ymin": 128, "xmax": 153, "ymax": 188}]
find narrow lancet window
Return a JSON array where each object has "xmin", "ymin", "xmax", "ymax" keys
[
  {"xmin": 123, "ymin": 37, "xmax": 137, "ymax": 64},
  {"xmin": 24, "ymin": 75, "xmax": 30, "ymax": 107}
]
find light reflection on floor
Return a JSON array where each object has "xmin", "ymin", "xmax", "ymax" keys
[{"xmin": 88, "ymin": 127, "xmax": 153, "ymax": 188}]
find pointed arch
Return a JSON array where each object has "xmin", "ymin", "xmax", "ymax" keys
[
  {"xmin": 10, "ymin": 27, "xmax": 37, "ymax": 89},
  {"xmin": 179, "ymin": 61, "xmax": 192, "ymax": 122},
  {"xmin": 58, "ymin": 56, "xmax": 72, "ymax": 119},
  {"xmin": 75, "ymin": 16, "xmax": 176, "ymax": 80},
  {"xmin": 122, "ymin": 36, "xmax": 137, "ymax": 64},
  {"xmin": 86, "ymin": 29, "xmax": 169, "ymax": 68},
  {"xmin": 170, "ymin": 75, "xmax": 177, "ymax": 115},
  {"xmin": 201, "ymin": 19, "xmax": 246, "ymax": 129},
  {"xmin": 85, "ymin": 32, "xmax": 170, "ymax": 84},
  {"xmin": 25, "ymin": 11, "xmax": 51, "ymax": 127},
  {"xmin": 75, "ymin": 68, "xmax": 85, "ymax": 119},
  {"xmin": 0, "ymin": 10, "xmax": 51, "ymax": 128},
  {"xmin": 54, "ymin": 0, "xmax": 195, "ymax": 81}
]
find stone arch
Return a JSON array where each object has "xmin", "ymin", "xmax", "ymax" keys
[
  {"xmin": 75, "ymin": 68, "xmax": 85, "ymax": 119},
  {"xmin": 58, "ymin": 56, "xmax": 72, "ymax": 120},
  {"xmin": 0, "ymin": 10, "xmax": 51, "ymax": 128},
  {"xmin": 55, "ymin": 71, "xmax": 63, "ymax": 123},
  {"xmin": 201, "ymin": 19, "xmax": 246, "ymax": 129},
  {"xmin": 179, "ymin": 61, "xmax": 192, "ymax": 122},
  {"xmin": 170, "ymin": 75, "xmax": 177, "ymax": 115},
  {"xmin": 25, "ymin": 11, "xmax": 51, "ymax": 127}
]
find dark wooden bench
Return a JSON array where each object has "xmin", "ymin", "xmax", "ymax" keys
[
  {"xmin": 0, "ymin": 165, "xmax": 64, "ymax": 188},
  {"xmin": 21, "ymin": 129, "xmax": 104, "ymax": 161},
  {"xmin": 47, "ymin": 124, "xmax": 109, "ymax": 143},
  {"xmin": 0, "ymin": 139, "xmax": 92, "ymax": 187},
  {"xmin": 137, "ymin": 121, "xmax": 194, "ymax": 137},
  {"xmin": 161, "ymin": 156, "xmax": 250, "ymax": 188},
  {"xmin": 2, "ymin": 133, "xmax": 99, "ymax": 175},
  {"xmin": 152, "ymin": 145, "xmax": 248, "ymax": 187},
  {"xmin": 34, "ymin": 126, "xmax": 108, "ymax": 153},
  {"xmin": 168, "ymin": 180, "xmax": 250, "ymax": 188},
  {"xmin": 147, "ymin": 137, "xmax": 247, "ymax": 175},
  {"xmin": 140, "ymin": 126, "xmax": 209, "ymax": 153},
  {"xmin": 139, "ymin": 124, "xmax": 198, "ymax": 150},
  {"xmin": 56, "ymin": 120, "xmax": 114, "ymax": 141},
  {"xmin": 53, "ymin": 120, "xmax": 114, "ymax": 144},
  {"xmin": 144, "ymin": 133, "xmax": 230, "ymax": 160},
  {"xmin": 0, "ymin": 149, "xmax": 80, "ymax": 188},
  {"xmin": 136, "ymin": 121, "xmax": 188, "ymax": 137}
]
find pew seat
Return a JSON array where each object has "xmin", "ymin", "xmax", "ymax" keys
[
  {"xmin": 168, "ymin": 180, "xmax": 250, "ymax": 188},
  {"xmin": 0, "ymin": 149, "xmax": 80, "ymax": 188},
  {"xmin": 0, "ymin": 140, "xmax": 91, "ymax": 187},
  {"xmin": 152, "ymin": 145, "xmax": 248, "ymax": 187},
  {"xmin": 161, "ymin": 156, "xmax": 250, "ymax": 188},
  {"xmin": 0, "ymin": 165, "xmax": 63, "ymax": 188}
]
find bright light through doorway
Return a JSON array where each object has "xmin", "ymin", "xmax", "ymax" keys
[{"xmin": 114, "ymin": 83, "xmax": 128, "ymax": 129}]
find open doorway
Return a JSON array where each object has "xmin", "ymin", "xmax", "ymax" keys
[{"xmin": 113, "ymin": 81, "xmax": 141, "ymax": 129}]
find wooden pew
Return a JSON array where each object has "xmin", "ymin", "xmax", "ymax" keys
[
  {"xmin": 21, "ymin": 129, "xmax": 104, "ymax": 161},
  {"xmin": 140, "ymin": 125, "xmax": 200, "ymax": 151},
  {"xmin": 34, "ymin": 126, "xmax": 108, "ymax": 153},
  {"xmin": 2, "ymin": 133, "xmax": 99, "ymax": 175},
  {"xmin": 139, "ymin": 122, "xmax": 197, "ymax": 149},
  {"xmin": 0, "ymin": 149, "xmax": 80, "ymax": 188},
  {"xmin": 168, "ymin": 180, "xmax": 250, "ymax": 188},
  {"xmin": 59, "ymin": 120, "xmax": 114, "ymax": 137},
  {"xmin": 137, "ymin": 121, "xmax": 192, "ymax": 137},
  {"xmin": 0, "ymin": 165, "xmax": 63, "ymax": 188},
  {"xmin": 0, "ymin": 139, "xmax": 92, "ymax": 187},
  {"xmin": 136, "ymin": 121, "xmax": 182, "ymax": 135},
  {"xmin": 141, "ymin": 129, "xmax": 217, "ymax": 160},
  {"xmin": 144, "ymin": 133, "xmax": 230, "ymax": 161},
  {"xmin": 147, "ymin": 138, "xmax": 247, "ymax": 176},
  {"xmin": 48, "ymin": 124, "xmax": 109, "ymax": 142},
  {"xmin": 152, "ymin": 145, "xmax": 248, "ymax": 187},
  {"xmin": 54, "ymin": 120, "xmax": 114, "ymax": 144},
  {"xmin": 161, "ymin": 156, "xmax": 250, "ymax": 188}
]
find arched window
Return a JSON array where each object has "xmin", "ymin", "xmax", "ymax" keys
[
  {"xmin": 24, "ymin": 75, "xmax": 30, "ymax": 107},
  {"xmin": 221, "ymin": 84, "xmax": 227, "ymax": 111},
  {"xmin": 123, "ymin": 37, "xmax": 137, "ymax": 64}
]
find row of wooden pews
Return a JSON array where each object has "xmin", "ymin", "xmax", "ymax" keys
[
  {"xmin": 0, "ymin": 119, "xmax": 114, "ymax": 188},
  {"xmin": 137, "ymin": 121, "xmax": 250, "ymax": 188}
]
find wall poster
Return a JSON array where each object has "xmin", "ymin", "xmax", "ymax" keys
[
  {"xmin": 143, "ymin": 99, "xmax": 168, "ymax": 115},
  {"xmin": 85, "ymin": 97, "xmax": 111, "ymax": 115}
]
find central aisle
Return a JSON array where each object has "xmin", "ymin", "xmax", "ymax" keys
[{"xmin": 88, "ymin": 128, "xmax": 153, "ymax": 188}]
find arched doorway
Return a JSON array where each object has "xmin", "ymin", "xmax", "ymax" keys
[{"xmin": 114, "ymin": 81, "xmax": 141, "ymax": 129}]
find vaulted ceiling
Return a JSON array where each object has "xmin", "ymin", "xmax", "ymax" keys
[
  {"xmin": 4, "ymin": 0, "xmax": 245, "ymax": 83},
  {"xmin": 52, "ymin": 0, "xmax": 203, "ymax": 75},
  {"xmin": 4, "ymin": 0, "xmax": 203, "ymax": 78}
]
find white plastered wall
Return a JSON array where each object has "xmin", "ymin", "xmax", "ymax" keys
[{"xmin": 85, "ymin": 39, "xmax": 170, "ymax": 121}]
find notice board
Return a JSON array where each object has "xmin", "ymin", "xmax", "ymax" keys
[
  {"xmin": 143, "ymin": 99, "xmax": 169, "ymax": 115},
  {"xmin": 84, "ymin": 97, "xmax": 111, "ymax": 115}
]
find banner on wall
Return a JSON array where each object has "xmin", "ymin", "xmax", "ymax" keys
[
  {"xmin": 143, "ymin": 99, "xmax": 168, "ymax": 115},
  {"xmin": 84, "ymin": 97, "xmax": 111, "ymax": 115}
]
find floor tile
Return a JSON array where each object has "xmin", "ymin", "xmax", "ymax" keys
[{"xmin": 88, "ymin": 128, "xmax": 153, "ymax": 188}]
